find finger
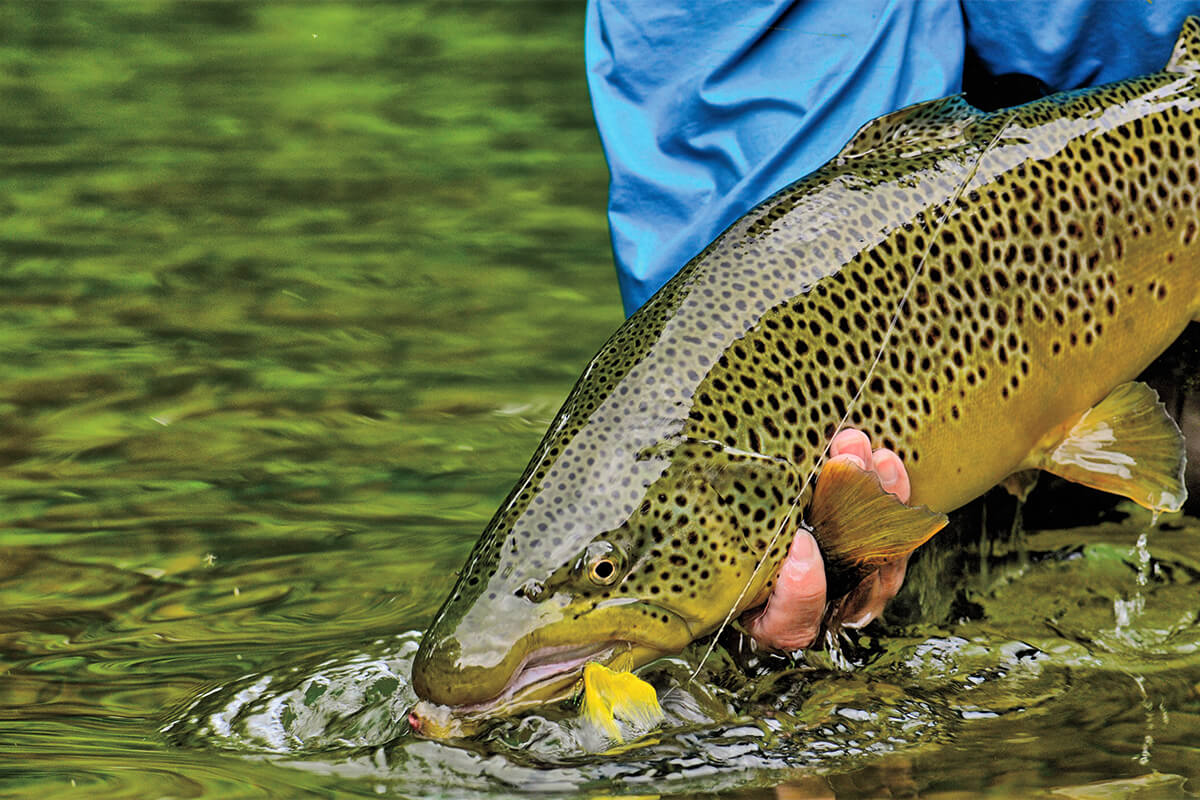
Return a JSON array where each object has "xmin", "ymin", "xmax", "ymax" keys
[
  {"xmin": 876, "ymin": 558, "xmax": 908, "ymax": 598},
  {"xmin": 839, "ymin": 557, "xmax": 908, "ymax": 628},
  {"xmin": 871, "ymin": 448, "xmax": 911, "ymax": 503},
  {"xmin": 838, "ymin": 570, "xmax": 882, "ymax": 629},
  {"xmin": 830, "ymin": 428, "xmax": 872, "ymax": 465},
  {"xmin": 745, "ymin": 530, "xmax": 826, "ymax": 650}
]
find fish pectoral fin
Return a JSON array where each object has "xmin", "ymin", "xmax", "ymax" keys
[
  {"xmin": 1166, "ymin": 16, "xmax": 1200, "ymax": 73},
  {"xmin": 579, "ymin": 662, "xmax": 664, "ymax": 743},
  {"xmin": 835, "ymin": 94, "xmax": 982, "ymax": 163},
  {"xmin": 1034, "ymin": 381, "xmax": 1187, "ymax": 513},
  {"xmin": 808, "ymin": 459, "xmax": 948, "ymax": 594},
  {"xmin": 1000, "ymin": 469, "xmax": 1040, "ymax": 502}
]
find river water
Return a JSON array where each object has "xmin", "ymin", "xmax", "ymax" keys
[{"xmin": 2, "ymin": 4, "xmax": 1198, "ymax": 799}]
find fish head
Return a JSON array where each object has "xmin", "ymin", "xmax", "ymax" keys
[{"xmin": 409, "ymin": 431, "xmax": 801, "ymax": 734}]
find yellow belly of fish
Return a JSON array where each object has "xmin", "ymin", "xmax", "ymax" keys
[{"xmin": 899, "ymin": 242, "xmax": 1196, "ymax": 512}]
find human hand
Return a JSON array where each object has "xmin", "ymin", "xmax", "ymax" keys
[{"xmin": 744, "ymin": 429, "xmax": 911, "ymax": 651}]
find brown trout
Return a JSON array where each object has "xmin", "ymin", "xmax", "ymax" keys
[{"xmin": 410, "ymin": 18, "xmax": 1200, "ymax": 736}]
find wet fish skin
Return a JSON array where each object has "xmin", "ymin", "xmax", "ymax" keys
[{"xmin": 410, "ymin": 18, "xmax": 1200, "ymax": 728}]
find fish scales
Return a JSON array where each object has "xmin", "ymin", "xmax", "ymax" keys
[
  {"xmin": 697, "ymin": 77, "xmax": 1200, "ymax": 514},
  {"xmin": 410, "ymin": 19, "xmax": 1200, "ymax": 731}
]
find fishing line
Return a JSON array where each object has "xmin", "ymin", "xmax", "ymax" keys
[{"xmin": 688, "ymin": 108, "xmax": 1015, "ymax": 683}]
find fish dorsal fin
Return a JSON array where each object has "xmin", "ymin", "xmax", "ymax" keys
[
  {"xmin": 1166, "ymin": 16, "xmax": 1200, "ymax": 73},
  {"xmin": 835, "ymin": 94, "xmax": 983, "ymax": 163},
  {"xmin": 1036, "ymin": 381, "xmax": 1187, "ymax": 512},
  {"xmin": 807, "ymin": 458, "xmax": 948, "ymax": 595}
]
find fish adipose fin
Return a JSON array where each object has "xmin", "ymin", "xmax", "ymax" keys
[
  {"xmin": 579, "ymin": 661, "xmax": 664, "ymax": 743},
  {"xmin": 835, "ymin": 94, "xmax": 983, "ymax": 163},
  {"xmin": 1035, "ymin": 381, "xmax": 1187, "ymax": 513},
  {"xmin": 808, "ymin": 459, "xmax": 948, "ymax": 595},
  {"xmin": 1166, "ymin": 16, "xmax": 1200, "ymax": 74}
]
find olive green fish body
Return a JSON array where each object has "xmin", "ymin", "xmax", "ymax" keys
[
  {"xmin": 694, "ymin": 80, "xmax": 1200, "ymax": 515},
  {"xmin": 411, "ymin": 19, "xmax": 1200, "ymax": 729}
]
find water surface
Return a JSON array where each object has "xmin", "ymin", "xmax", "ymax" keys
[{"xmin": 1, "ymin": 4, "xmax": 1198, "ymax": 798}]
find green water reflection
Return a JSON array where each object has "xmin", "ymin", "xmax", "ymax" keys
[{"xmin": 1, "ymin": 3, "xmax": 1197, "ymax": 799}]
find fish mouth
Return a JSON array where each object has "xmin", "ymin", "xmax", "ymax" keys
[
  {"xmin": 469, "ymin": 640, "xmax": 623, "ymax": 712},
  {"xmin": 408, "ymin": 640, "xmax": 631, "ymax": 738},
  {"xmin": 409, "ymin": 601, "xmax": 695, "ymax": 738}
]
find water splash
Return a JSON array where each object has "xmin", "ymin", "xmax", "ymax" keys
[
  {"xmin": 1127, "ymin": 673, "xmax": 1158, "ymax": 767},
  {"xmin": 152, "ymin": 522, "xmax": 1200, "ymax": 797},
  {"xmin": 823, "ymin": 628, "xmax": 856, "ymax": 672},
  {"xmin": 1112, "ymin": 530, "xmax": 1152, "ymax": 632}
]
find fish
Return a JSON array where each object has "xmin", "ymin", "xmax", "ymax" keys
[{"xmin": 408, "ymin": 18, "xmax": 1200, "ymax": 737}]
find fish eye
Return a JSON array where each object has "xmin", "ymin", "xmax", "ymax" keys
[
  {"xmin": 577, "ymin": 541, "xmax": 623, "ymax": 586},
  {"xmin": 588, "ymin": 558, "xmax": 618, "ymax": 585}
]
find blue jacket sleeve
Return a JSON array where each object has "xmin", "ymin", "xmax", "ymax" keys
[
  {"xmin": 963, "ymin": 0, "xmax": 1200, "ymax": 90},
  {"xmin": 585, "ymin": 0, "xmax": 966, "ymax": 315},
  {"xmin": 587, "ymin": 0, "xmax": 1200, "ymax": 316}
]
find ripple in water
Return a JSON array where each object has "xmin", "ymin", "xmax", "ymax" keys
[
  {"xmin": 163, "ymin": 519, "xmax": 1200, "ymax": 797},
  {"xmin": 167, "ymin": 629, "xmax": 980, "ymax": 796}
]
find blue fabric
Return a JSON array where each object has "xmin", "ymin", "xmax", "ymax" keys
[
  {"xmin": 963, "ymin": 1, "xmax": 1199, "ymax": 90},
  {"xmin": 586, "ymin": 0, "xmax": 1200, "ymax": 316}
]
